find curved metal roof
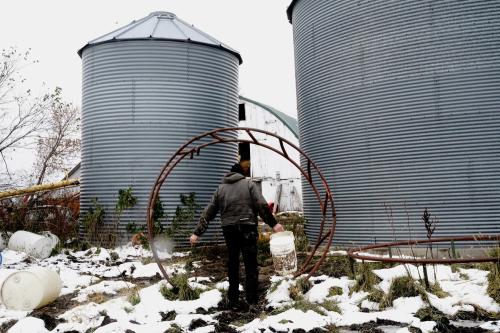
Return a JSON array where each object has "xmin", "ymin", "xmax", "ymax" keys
[
  {"xmin": 239, "ymin": 95, "xmax": 299, "ymax": 139},
  {"xmin": 286, "ymin": 0, "xmax": 299, "ymax": 23},
  {"xmin": 77, "ymin": 11, "xmax": 242, "ymax": 64}
]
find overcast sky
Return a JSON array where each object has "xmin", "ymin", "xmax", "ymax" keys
[
  {"xmin": 0, "ymin": 0, "xmax": 297, "ymax": 181},
  {"xmin": 0, "ymin": 0, "xmax": 297, "ymax": 114}
]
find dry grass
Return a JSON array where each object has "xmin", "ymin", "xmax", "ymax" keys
[
  {"xmin": 366, "ymin": 288, "xmax": 385, "ymax": 304},
  {"xmin": 127, "ymin": 288, "xmax": 141, "ymax": 305},
  {"xmin": 328, "ymin": 286, "xmax": 343, "ymax": 296},
  {"xmin": 87, "ymin": 292, "xmax": 108, "ymax": 304},
  {"xmin": 380, "ymin": 276, "xmax": 428, "ymax": 308},
  {"xmin": 487, "ymin": 263, "xmax": 500, "ymax": 304},
  {"xmin": 160, "ymin": 274, "xmax": 201, "ymax": 301},
  {"xmin": 429, "ymin": 282, "xmax": 450, "ymax": 299},
  {"xmin": 289, "ymin": 277, "xmax": 312, "ymax": 301},
  {"xmin": 321, "ymin": 299, "xmax": 342, "ymax": 313},
  {"xmin": 350, "ymin": 263, "xmax": 382, "ymax": 294}
]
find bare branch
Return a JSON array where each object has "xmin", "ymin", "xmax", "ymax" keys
[{"xmin": 33, "ymin": 87, "xmax": 80, "ymax": 185}]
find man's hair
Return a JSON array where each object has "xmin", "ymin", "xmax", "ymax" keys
[{"xmin": 230, "ymin": 163, "xmax": 245, "ymax": 175}]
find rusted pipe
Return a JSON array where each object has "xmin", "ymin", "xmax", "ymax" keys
[{"xmin": 347, "ymin": 235, "xmax": 500, "ymax": 264}]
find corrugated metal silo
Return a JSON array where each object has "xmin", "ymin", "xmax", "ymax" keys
[
  {"xmin": 287, "ymin": 1, "xmax": 500, "ymax": 246},
  {"xmin": 78, "ymin": 12, "xmax": 241, "ymax": 246}
]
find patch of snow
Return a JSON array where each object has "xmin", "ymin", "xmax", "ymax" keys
[
  {"xmin": 130, "ymin": 283, "xmax": 221, "ymax": 323},
  {"xmin": 189, "ymin": 276, "xmax": 211, "ymax": 283},
  {"xmin": 481, "ymin": 320, "xmax": 500, "ymax": 332},
  {"xmin": 336, "ymin": 296, "xmax": 425, "ymax": 327},
  {"xmin": 92, "ymin": 248, "xmax": 111, "ymax": 262},
  {"xmin": 130, "ymin": 262, "xmax": 185, "ymax": 279},
  {"xmin": 240, "ymin": 309, "xmax": 329, "ymax": 332},
  {"xmin": 426, "ymin": 267, "xmax": 500, "ymax": 315},
  {"xmin": 0, "ymin": 305, "xmax": 29, "ymax": 326},
  {"xmin": 173, "ymin": 314, "xmax": 216, "ymax": 330},
  {"xmin": 188, "ymin": 281, "xmax": 209, "ymax": 290},
  {"xmin": 191, "ymin": 326, "xmax": 216, "ymax": 333},
  {"xmin": 73, "ymin": 280, "xmax": 135, "ymax": 302},
  {"xmin": 305, "ymin": 276, "xmax": 352, "ymax": 303},
  {"xmin": 266, "ymin": 279, "xmax": 294, "ymax": 307},
  {"xmin": 361, "ymin": 299, "xmax": 380, "ymax": 311},
  {"xmin": 215, "ymin": 281, "xmax": 243, "ymax": 291},
  {"xmin": 395, "ymin": 328, "xmax": 411, "ymax": 333},
  {"xmin": 58, "ymin": 302, "xmax": 106, "ymax": 329},
  {"xmin": 2, "ymin": 250, "xmax": 28, "ymax": 265},
  {"xmin": 374, "ymin": 264, "xmax": 459, "ymax": 293},
  {"xmin": 7, "ymin": 317, "xmax": 48, "ymax": 333},
  {"xmin": 92, "ymin": 321, "xmax": 173, "ymax": 333},
  {"xmin": 59, "ymin": 268, "xmax": 99, "ymax": 296}
]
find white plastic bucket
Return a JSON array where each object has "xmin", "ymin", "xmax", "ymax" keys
[
  {"xmin": 8, "ymin": 231, "xmax": 54, "ymax": 259},
  {"xmin": 1, "ymin": 267, "xmax": 62, "ymax": 310},
  {"xmin": 269, "ymin": 231, "xmax": 297, "ymax": 275}
]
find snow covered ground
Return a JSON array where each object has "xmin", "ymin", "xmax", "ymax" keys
[{"xmin": 1, "ymin": 245, "xmax": 499, "ymax": 332}]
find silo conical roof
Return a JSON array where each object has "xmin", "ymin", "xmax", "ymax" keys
[{"xmin": 78, "ymin": 11, "xmax": 242, "ymax": 64}]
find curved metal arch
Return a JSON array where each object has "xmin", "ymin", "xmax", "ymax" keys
[{"xmin": 146, "ymin": 127, "xmax": 336, "ymax": 283}]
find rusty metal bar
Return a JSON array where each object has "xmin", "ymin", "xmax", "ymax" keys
[
  {"xmin": 279, "ymin": 139, "xmax": 288, "ymax": 158},
  {"xmin": 307, "ymin": 160, "xmax": 312, "ymax": 182},
  {"xmin": 347, "ymin": 235, "xmax": 500, "ymax": 264},
  {"xmin": 246, "ymin": 129, "xmax": 258, "ymax": 144}
]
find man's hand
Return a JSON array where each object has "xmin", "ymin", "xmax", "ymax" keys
[
  {"xmin": 272, "ymin": 223, "xmax": 285, "ymax": 233},
  {"xmin": 190, "ymin": 234, "xmax": 199, "ymax": 246}
]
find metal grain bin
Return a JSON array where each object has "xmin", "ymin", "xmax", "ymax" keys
[
  {"xmin": 78, "ymin": 12, "xmax": 241, "ymax": 246},
  {"xmin": 288, "ymin": 1, "xmax": 500, "ymax": 246}
]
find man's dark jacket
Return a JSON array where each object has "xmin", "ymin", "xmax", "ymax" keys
[{"xmin": 193, "ymin": 172, "xmax": 277, "ymax": 236}]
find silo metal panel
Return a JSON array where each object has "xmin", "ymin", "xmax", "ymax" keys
[
  {"xmin": 290, "ymin": 0, "xmax": 500, "ymax": 246},
  {"xmin": 81, "ymin": 40, "xmax": 239, "ymax": 246}
]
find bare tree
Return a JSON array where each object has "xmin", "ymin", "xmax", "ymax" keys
[
  {"xmin": 32, "ymin": 87, "xmax": 80, "ymax": 185},
  {"xmin": 0, "ymin": 47, "xmax": 48, "ymax": 180}
]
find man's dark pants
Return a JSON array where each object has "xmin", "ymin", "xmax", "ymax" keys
[{"xmin": 222, "ymin": 224, "xmax": 259, "ymax": 305}]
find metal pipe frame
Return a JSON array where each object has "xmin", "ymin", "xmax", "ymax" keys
[
  {"xmin": 347, "ymin": 235, "xmax": 500, "ymax": 264},
  {"xmin": 146, "ymin": 127, "xmax": 336, "ymax": 283}
]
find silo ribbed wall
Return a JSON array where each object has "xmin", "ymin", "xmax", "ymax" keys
[
  {"xmin": 81, "ymin": 40, "xmax": 239, "ymax": 246},
  {"xmin": 290, "ymin": 1, "xmax": 500, "ymax": 246}
]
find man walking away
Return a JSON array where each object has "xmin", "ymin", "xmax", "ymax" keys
[{"xmin": 190, "ymin": 162, "xmax": 284, "ymax": 309}]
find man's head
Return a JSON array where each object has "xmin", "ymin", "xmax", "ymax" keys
[
  {"xmin": 240, "ymin": 159, "xmax": 250, "ymax": 176},
  {"xmin": 230, "ymin": 159, "xmax": 251, "ymax": 177}
]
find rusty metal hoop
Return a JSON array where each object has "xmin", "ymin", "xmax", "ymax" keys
[
  {"xmin": 146, "ymin": 127, "xmax": 336, "ymax": 283},
  {"xmin": 347, "ymin": 235, "xmax": 500, "ymax": 264}
]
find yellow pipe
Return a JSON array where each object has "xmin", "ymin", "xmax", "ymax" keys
[{"xmin": 0, "ymin": 179, "xmax": 80, "ymax": 199}]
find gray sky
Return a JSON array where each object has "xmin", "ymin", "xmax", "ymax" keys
[
  {"xmin": 0, "ymin": 0, "xmax": 297, "ymax": 115},
  {"xmin": 0, "ymin": 0, "xmax": 297, "ymax": 181}
]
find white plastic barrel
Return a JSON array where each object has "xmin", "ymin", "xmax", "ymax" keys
[
  {"xmin": 40, "ymin": 231, "xmax": 60, "ymax": 249},
  {"xmin": 269, "ymin": 231, "xmax": 297, "ymax": 275},
  {"xmin": 1, "ymin": 267, "xmax": 62, "ymax": 310},
  {"xmin": 8, "ymin": 231, "xmax": 54, "ymax": 259}
]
